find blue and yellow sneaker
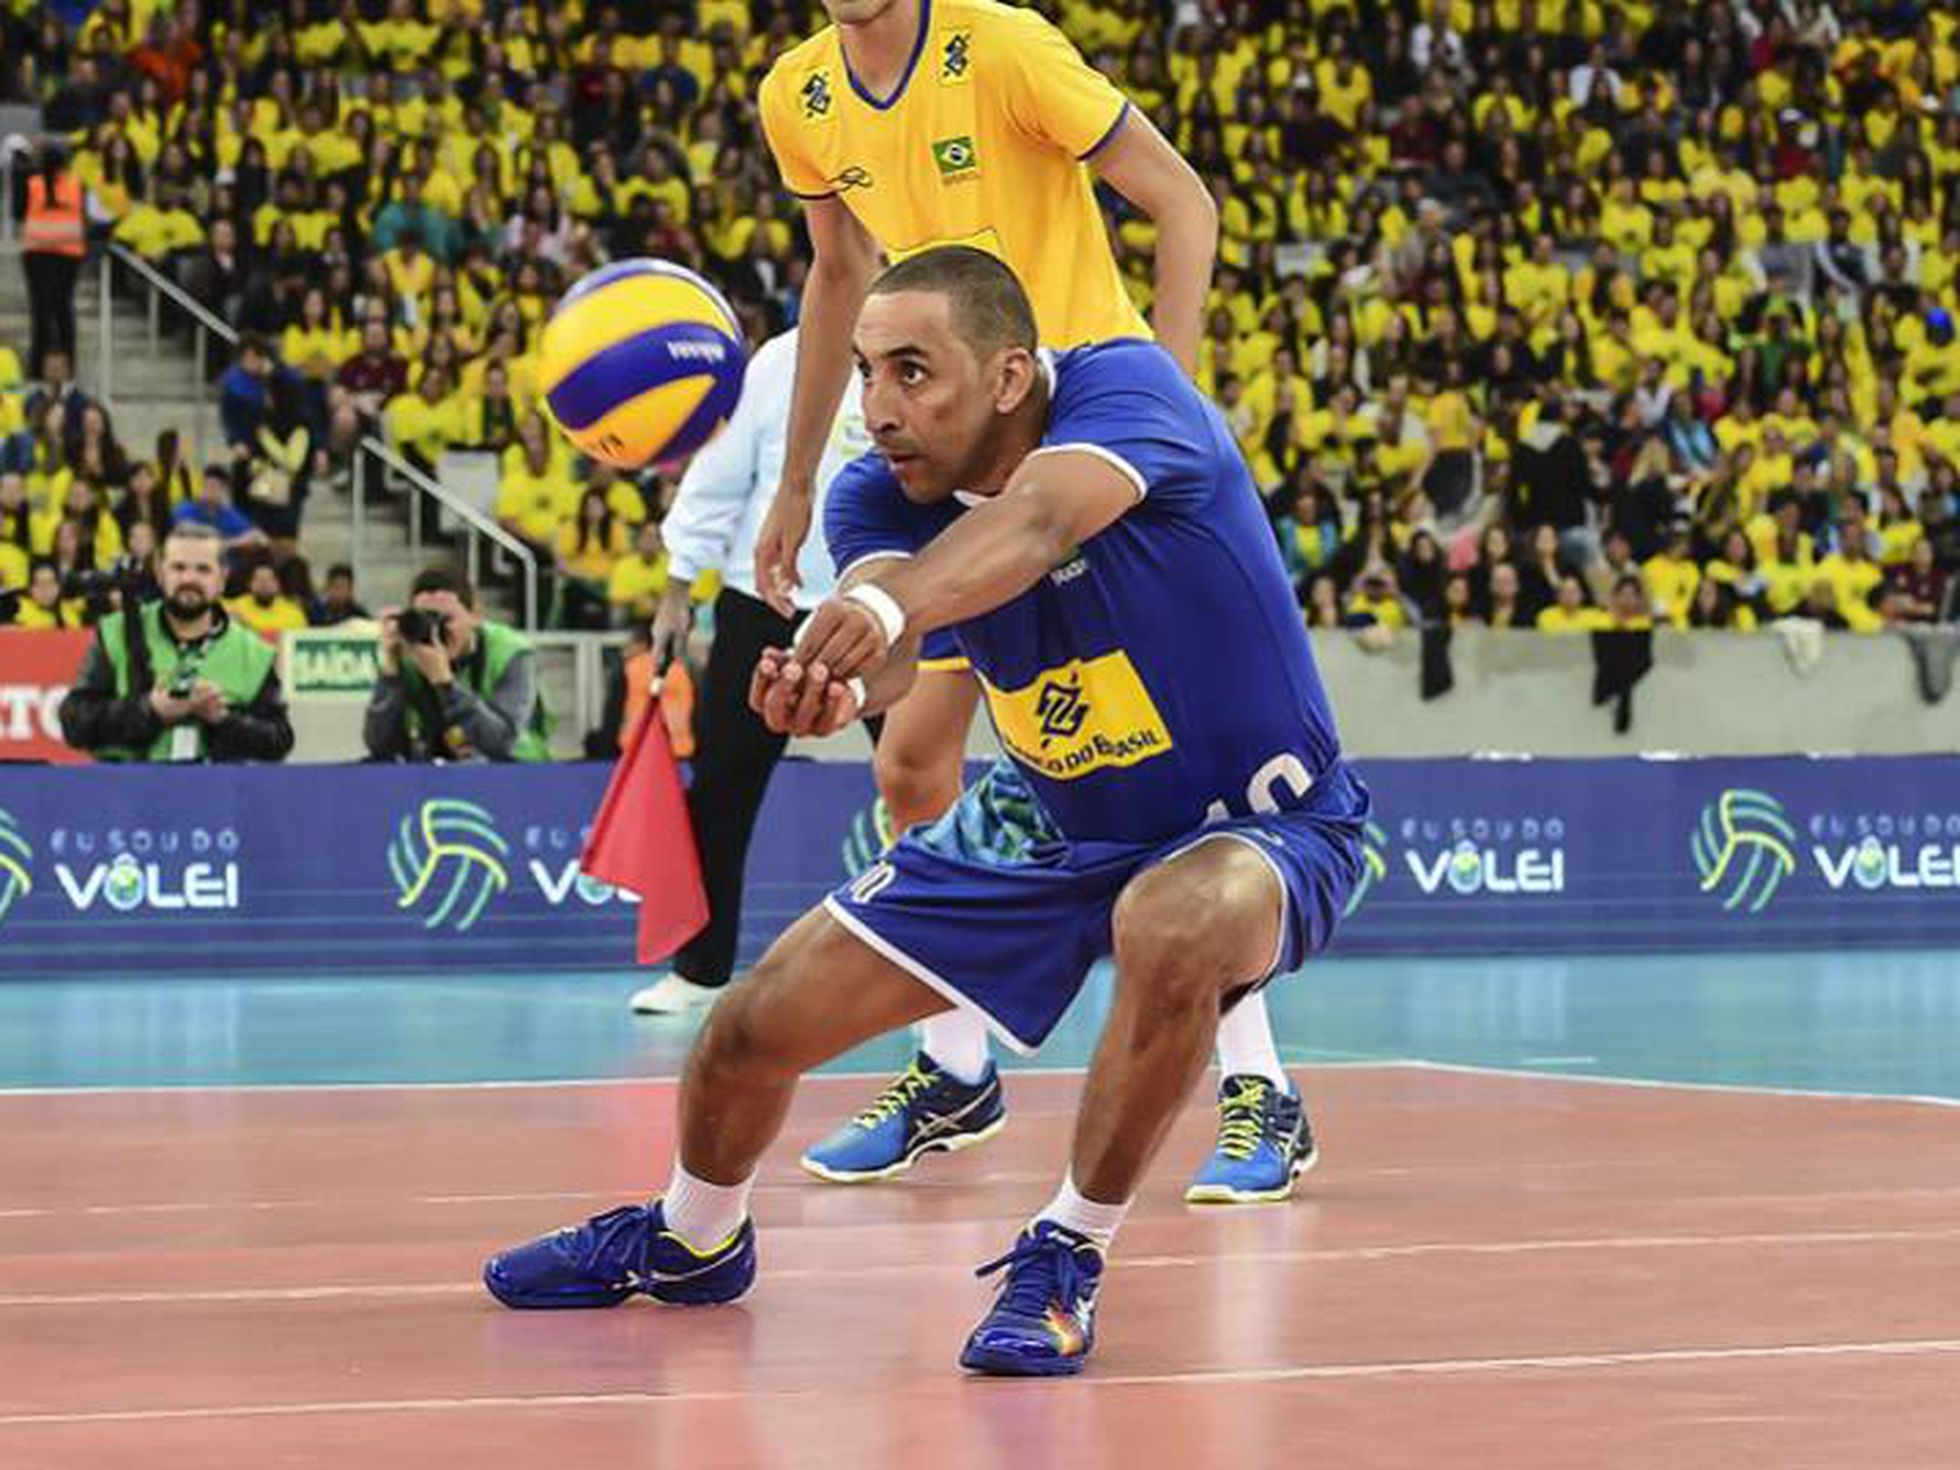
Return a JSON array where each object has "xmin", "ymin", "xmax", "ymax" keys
[
  {"xmin": 959, "ymin": 1221, "xmax": 1105, "ymax": 1376},
  {"xmin": 482, "ymin": 1200, "xmax": 755, "ymax": 1309},
  {"xmin": 1184, "ymin": 1074, "xmax": 1318, "ymax": 1204},
  {"xmin": 800, "ymin": 1051, "xmax": 1006, "ymax": 1183}
]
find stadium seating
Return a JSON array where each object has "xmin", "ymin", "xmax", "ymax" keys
[{"xmin": 1, "ymin": 0, "xmax": 1956, "ymax": 640}]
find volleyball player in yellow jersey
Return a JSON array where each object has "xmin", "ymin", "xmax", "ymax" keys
[{"xmin": 755, "ymin": 0, "xmax": 1317, "ymax": 1205}]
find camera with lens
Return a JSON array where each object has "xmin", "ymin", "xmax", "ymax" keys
[
  {"xmin": 167, "ymin": 666, "xmax": 200, "ymax": 700},
  {"xmin": 395, "ymin": 607, "xmax": 449, "ymax": 645},
  {"xmin": 62, "ymin": 557, "xmax": 148, "ymax": 610}
]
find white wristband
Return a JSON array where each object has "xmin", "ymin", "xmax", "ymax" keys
[{"xmin": 842, "ymin": 583, "xmax": 907, "ymax": 649}]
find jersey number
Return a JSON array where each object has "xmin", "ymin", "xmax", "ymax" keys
[
  {"xmin": 849, "ymin": 861, "xmax": 898, "ymax": 905},
  {"xmin": 1203, "ymin": 753, "xmax": 1314, "ymax": 825}
]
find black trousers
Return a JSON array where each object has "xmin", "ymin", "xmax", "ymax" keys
[
  {"xmin": 673, "ymin": 586, "xmax": 798, "ymax": 988},
  {"xmin": 23, "ymin": 251, "xmax": 80, "ymax": 379}
]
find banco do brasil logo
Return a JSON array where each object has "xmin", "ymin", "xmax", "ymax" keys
[
  {"xmin": 1342, "ymin": 820, "xmax": 1389, "ymax": 917},
  {"xmin": 0, "ymin": 808, "xmax": 32, "ymax": 927},
  {"xmin": 1035, "ymin": 673, "xmax": 1089, "ymax": 745},
  {"xmin": 1691, "ymin": 788, "xmax": 1797, "ymax": 914},
  {"xmin": 388, "ymin": 798, "xmax": 510, "ymax": 932}
]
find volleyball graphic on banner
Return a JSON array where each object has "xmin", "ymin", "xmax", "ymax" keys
[
  {"xmin": 388, "ymin": 798, "xmax": 511, "ymax": 934},
  {"xmin": 1691, "ymin": 788, "xmax": 1798, "ymax": 914}
]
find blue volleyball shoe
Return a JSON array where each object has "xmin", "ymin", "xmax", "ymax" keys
[
  {"xmin": 1184, "ymin": 1074, "xmax": 1318, "ymax": 1204},
  {"xmin": 959, "ymin": 1221, "xmax": 1106, "ymax": 1376},
  {"xmin": 800, "ymin": 1052, "xmax": 1006, "ymax": 1183},
  {"xmin": 483, "ymin": 1201, "xmax": 755, "ymax": 1309}
]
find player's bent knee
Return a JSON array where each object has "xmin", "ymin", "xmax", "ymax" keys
[
  {"xmin": 1112, "ymin": 844, "xmax": 1282, "ymax": 1000},
  {"xmin": 692, "ymin": 907, "xmax": 941, "ymax": 1081},
  {"xmin": 690, "ymin": 925, "xmax": 819, "ymax": 1078},
  {"xmin": 691, "ymin": 979, "xmax": 782, "ymax": 1080},
  {"xmin": 1110, "ymin": 886, "xmax": 1229, "ymax": 1008}
]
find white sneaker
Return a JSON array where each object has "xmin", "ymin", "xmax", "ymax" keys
[{"xmin": 629, "ymin": 973, "xmax": 723, "ymax": 1014}]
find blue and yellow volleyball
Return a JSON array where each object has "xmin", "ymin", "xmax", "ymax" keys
[{"xmin": 539, "ymin": 259, "xmax": 747, "ymax": 470}]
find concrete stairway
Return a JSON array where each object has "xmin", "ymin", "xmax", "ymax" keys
[
  {"xmin": 1, "ymin": 243, "xmax": 493, "ymax": 621},
  {"xmin": 2, "ymin": 243, "xmax": 598, "ymax": 754}
]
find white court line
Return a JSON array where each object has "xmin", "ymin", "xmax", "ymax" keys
[
  {"xmin": 12, "ymin": 1170, "xmax": 1960, "ymax": 1224},
  {"xmin": 0, "ymin": 1064, "xmax": 1121, "ymax": 1097},
  {"xmin": 0, "ymin": 1177, "xmax": 957, "ymax": 1220},
  {"xmin": 1087, "ymin": 1336, "xmax": 1960, "ymax": 1390},
  {"xmin": 0, "ymin": 1059, "xmax": 1415, "ymax": 1098},
  {"xmin": 4, "ymin": 1337, "xmax": 1960, "ymax": 1426},
  {"xmin": 1518, "ymin": 1055, "xmax": 1599, "ymax": 1066},
  {"xmin": 1404, "ymin": 1059, "xmax": 1960, "ymax": 1109},
  {"xmin": 6, "ymin": 1224, "xmax": 1960, "ymax": 1309},
  {"xmin": 1, "ymin": 1056, "xmax": 1954, "ymax": 1108}
]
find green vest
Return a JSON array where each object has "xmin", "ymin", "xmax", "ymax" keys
[
  {"xmin": 399, "ymin": 619, "xmax": 551, "ymax": 762},
  {"xmin": 96, "ymin": 603, "xmax": 278, "ymax": 762}
]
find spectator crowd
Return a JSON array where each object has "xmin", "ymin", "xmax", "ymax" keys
[{"xmin": 1, "ymin": 0, "xmax": 1958, "ymax": 645}]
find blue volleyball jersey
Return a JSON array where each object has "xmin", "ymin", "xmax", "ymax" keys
[{"xmin": 826, "ymin": 339, "xmax": 1367, "ymax": 846}]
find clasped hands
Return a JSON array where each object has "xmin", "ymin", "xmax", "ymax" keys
[{"xmin": 748, "ymin": 595, "xmax": 891, "ymax": 737}]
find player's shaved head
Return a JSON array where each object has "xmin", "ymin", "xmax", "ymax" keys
[{"xmin": 868, "ymin": 247, "xmax": 1038, "ymax": 361}]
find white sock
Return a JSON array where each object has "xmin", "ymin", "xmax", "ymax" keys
[
  {"xmin": 1214, "ymin": 990, "xmax": 1290, "ymax": 1090},
  {"xmin": 659, "ymin": 1161, "xmax": 753, "ymax": 1252},
  {"xmin": 1037, "ymin": 1173, "xmax": 1129, "ymax": 1251},
  {"xmin": 920, "ymin": 1007, "xmax": 992, "ymax": 1085}
]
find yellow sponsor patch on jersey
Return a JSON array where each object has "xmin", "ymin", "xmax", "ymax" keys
[{"xmin": 981, "ymin": 652, "xmax": 1173, "ymax": 781}]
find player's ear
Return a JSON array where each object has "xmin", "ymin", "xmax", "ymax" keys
[{"xmin": 991, "ymin": 347, "xmax": 1038, "ymax": 415}]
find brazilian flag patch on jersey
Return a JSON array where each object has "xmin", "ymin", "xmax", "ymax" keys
[{"xmin": 931, "ymin": 135, "xmax": 979, "ymax": 180}]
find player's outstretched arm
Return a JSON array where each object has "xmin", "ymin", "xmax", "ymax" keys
[
  {"xmin": 1090, "ymin": 111, "xmax": 1217, "ymax": 379},
  {"xmin": 796, "ymin": 449, "xmax": 1139, "ymax": 680},
  {"xmin": 755, "ymin": 198, "xmax": 883, "ymax": 614}
]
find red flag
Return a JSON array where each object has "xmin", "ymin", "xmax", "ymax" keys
[{"xmin": 582, "ymin": 702, "xmax": 709, "ymax": 965}]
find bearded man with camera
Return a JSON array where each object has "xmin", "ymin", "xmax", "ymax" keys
[
  {"xmin": 57, "ymin": 523, "xmax": 296, "ymax": 763},
  {"xmin": 363, "ymin": 565, "xmax": 551, "ymax": 763}
]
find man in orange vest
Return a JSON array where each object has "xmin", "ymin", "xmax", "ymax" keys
[
  {"xmin": 621, "ymin": 633, "xmax": 696, "ymax": 760},
  {"xmin": 21, "ymin": 143, "xmax": 86, "ymax": 380}
]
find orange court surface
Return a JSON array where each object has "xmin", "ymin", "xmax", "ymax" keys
[{"xmin": 0, "ymin": 958, "xmax": 1955, "ymax": 1469}]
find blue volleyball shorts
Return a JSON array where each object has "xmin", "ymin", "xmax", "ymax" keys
[{"xmin": 821, "ymin": 761, "xmax": 1363, "ymax": 1053}]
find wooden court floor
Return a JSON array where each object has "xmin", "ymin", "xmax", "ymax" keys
[{"xmin": 2, "ymin": 1063, "xmax": 1956, "ymax": 1469}]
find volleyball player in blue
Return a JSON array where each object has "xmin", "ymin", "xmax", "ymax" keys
[{"xmin": 485, "ymin": 247, "xmax": 1369, "ymax": 1377}]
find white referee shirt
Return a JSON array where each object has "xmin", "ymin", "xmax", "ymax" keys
[{"xmin": 661, "ymin": 328, "xmax": 870, "ymax": 612}]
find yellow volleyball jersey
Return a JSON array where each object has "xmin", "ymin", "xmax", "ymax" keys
[{"xmin": 758, "ymin": 0, "xmax": 1147, "ymax": 349}]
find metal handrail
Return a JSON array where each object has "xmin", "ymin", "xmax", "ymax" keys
[
  {"xmin": 104, "ymin": 241, "xmax": 235, "ymax": 343},
  {"xmin": 99, "ymin": 241, "xmax": 237, "ymax": 418},
  {"xmin": 99, "ymin": 242, "xmax": 537, "ymax": 629},
  {"xmin": 358, "ymin": 435, "xmax": 540, "ymax": 630}
]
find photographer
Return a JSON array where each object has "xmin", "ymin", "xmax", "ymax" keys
[
  {"xmin": 364, "ymin": 565, "xmax": 549, "ymax": 763},
  {"xmin": 57, "ymin": 524, "xmax": 295, "ymax": 762}
]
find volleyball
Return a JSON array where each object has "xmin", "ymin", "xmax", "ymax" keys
[{"xmin": 539, "ymin": 259, "xmax": 748, "ymax": 470}]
